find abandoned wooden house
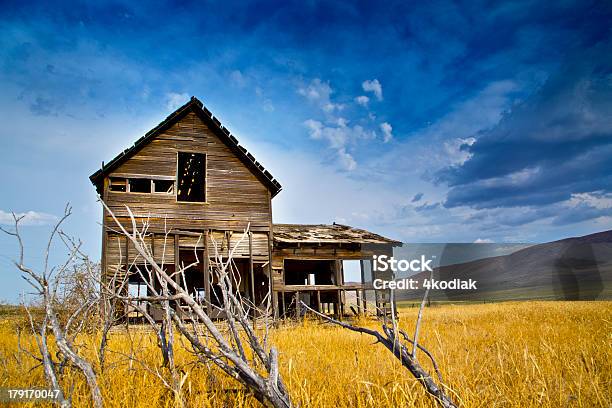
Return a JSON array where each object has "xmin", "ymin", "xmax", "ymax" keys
[{"xmin": 90, "ymin": 96, "xmax": 399, "ymax": 320}]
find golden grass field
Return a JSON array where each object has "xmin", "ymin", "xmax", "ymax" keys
[{"xmin": 0, "ymin": 301, "xmax": 609, "ymax": 407}]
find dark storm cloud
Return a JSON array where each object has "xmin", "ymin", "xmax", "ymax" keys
[
  {"xmin": 439, "ymin": 40, "xmax": 612, "ymax": 216},
  {"xmin": 411, "ymin": 192, "xmax": 424, "ymax": 202}
]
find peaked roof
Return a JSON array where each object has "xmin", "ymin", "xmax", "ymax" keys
[
  {"xmin": 273, "ymin": 223, "xmax": 401, "ymax": 245},
  {"xmin": 89, "ymin": 96, "xmax": 282, "ymax": 197}
]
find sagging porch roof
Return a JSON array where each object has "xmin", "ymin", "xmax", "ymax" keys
[{"xmin": 272, "ymin": 223, "xmax": 401, "ymax": 245}]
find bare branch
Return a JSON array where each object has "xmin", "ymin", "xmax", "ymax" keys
[{"xmin": 300, "ymin": 300, "xmax": 457, "ymax": 408}]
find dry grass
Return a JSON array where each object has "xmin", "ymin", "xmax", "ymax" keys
[{"xmin": 0, "ymin": 301, "xmax": 609, "ymax": 407}]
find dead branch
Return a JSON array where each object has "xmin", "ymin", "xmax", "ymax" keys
[
  {"xmin": 101, "ymin": 201, "xmax": 293, "ymax": 408},
  {"xmin": 1, "ymin": 206, "xmax": 102, "ymax": 408},
  {"xmin": 299, "ymin": 300, "xmax": 457, "ymax": 408}
]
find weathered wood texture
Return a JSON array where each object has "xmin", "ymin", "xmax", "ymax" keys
[
  {"xmin": 103, "ymin": 112, "xmax": 272, "ymax": 233},
  {"xmin": 270, "ymin": 244, "xmax": 393, "ymax": 290},
  {"xmin": 104, "ymin": 231, "xmax": 269, "ymax": 278}
]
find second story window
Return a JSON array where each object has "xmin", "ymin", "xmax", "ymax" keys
[
  {"xmin": 128, "ymin": 178, "xmax": 151, "ymax": 193},
  {"xmin": 177, "ymin": 152, "xmax": 206, "ymax": 202}
]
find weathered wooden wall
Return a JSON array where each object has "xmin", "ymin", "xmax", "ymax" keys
[
  {"xmin": 271, "ymin": 244, "xmax": 393, "ymax": 290},
  {"xmin": 102, "ymin": 111, "xmax": 272, "ymax": 233},
  {"xmin": 100, "ymin": 110, "xmax": 274, "ymax": 286}
]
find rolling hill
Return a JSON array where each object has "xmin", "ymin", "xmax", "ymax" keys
[{"xmin": 399, "ymin": 230, "xmax": 612, "ymax": 301}]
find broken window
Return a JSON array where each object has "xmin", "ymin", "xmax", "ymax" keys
[
  {"xmin": 109, "ymin": 177, "xmax": 127, "ymax": 192},
  {"xmin": 177, "ymin": 152, "xmax": 206, "ymax": 202},
  {"xmin": 342, "ymin": 260, "xmax": 362, "ymax": 283},
  {"xmin": 284, "ymin": 260, "xmax": 336, "ymax": 285},
  {"xmin": 153, "ymin": 179, "xmax": 175, "ymax": 194},
  {"xmin": 128, "ymin": 178, "xmax": 152, "ymax": 193}
]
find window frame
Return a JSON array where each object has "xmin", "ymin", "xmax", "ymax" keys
[
  {"xmin": 176, "ymin": 151, "xmax": 207, "ymax": 204},
  {"xmin": 109, "ymin": 177, "xmax": 128, "ymax": 192},
  {"xmin": 127, "ymin": 177, "xmax": 154, "ymax": 194},
  {"xmin": 152, "ymin": 179, "xmax": 175, "ymax": 195},
  {"xmin": 106, "ymin": 175, "xmax": 176, "ymax": 196}
]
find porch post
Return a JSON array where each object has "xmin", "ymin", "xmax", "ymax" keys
[
  {"xmin": 281, "ymin": 290, "xmax": 286, "ymax": 318},
  {"xmin": 336, "ymin": 289, "xmax": 342, "ymax": 321},
  {"xmin": 360, "ymin": 259, "xmax": 367, "ymax": 314},
  {"xmin": 204, "ymin": 230, "xmax": 211, "ymax": 310},
  {"xmin": 249, "ymin": 231, "xmax": 255, "ymax": 306},
  {"xmin": 174, "ymin": 234, "xmax": 181, "ymax": 318}
]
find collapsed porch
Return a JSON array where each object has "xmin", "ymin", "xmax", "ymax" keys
[{"xmin": 271, "ymin": 223, "xmax": 401, "ymax": 319}]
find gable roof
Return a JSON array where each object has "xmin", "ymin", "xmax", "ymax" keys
[
  {"xmin": 89, "ymin": 96, "xmax": 282, "ymax": 197},
  {"xmin": 273, "ymin": 223, "xmax": 401, "ymax": 245}
]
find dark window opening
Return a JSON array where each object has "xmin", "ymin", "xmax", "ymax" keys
[
  {"xmin": 177, "ymin": 152, "xmax": 206, "ymax": 202},
  {"xmin": 153, "ymin": 179, "xmax": 174, "ymax": 194},
  {"xmin": 109, "ymin": 177, "xmax": 127, "ymax": 192},
  {"xmin": 127, "ymin": 267, "xmax": 149, "ymax": 310},
  {"xmin": 129, "ymin": 178, "xmax": 152, "ymax": 193},
  {"xmin": 284, "ymin": 259, "xmax": 336, "ymax": 285}
]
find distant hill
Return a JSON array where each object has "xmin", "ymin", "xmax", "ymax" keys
[{"xmin": 399, "ymin": 230, "xmax": 612, "ymax": 301}]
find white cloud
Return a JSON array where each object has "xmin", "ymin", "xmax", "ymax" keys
[
  {"xmin": 229, "ymin": 70, "xmax": 246, "ymax": 87},
  {"xmin": 567, "ymin": 191, "xmax": 612, "ymax": 209},
  {"xmin": 335, "ymin": 117, "xmax": 349, "ymax": 127},
  {"xmin": 380, "ymin": 122, "xmax": 393, "ymax": 142},
  {"xmin": 263, "ymin": 99, "xmax": 274, "ymax": 112},
  {"xmin": 0, "ymin": 210, "xmax": 58, "ymax": 226},
  {"xmin": 298, "ymin": 78, "xmax": 344, "ymax": 112},
  {"xmin": 304, "ymin": 119, "xmax": 323, "ymax": 138},
  {"xmin": 337, "ymin": 148, "xmax": 357, "ymax": 171},
  {"xmin": 305, "ymin": 120, "xmax": 376, "ymax": 146},
  {"xmin": 442, "ymin": 136, "xmax": 476, "ymax": 167},
  {"xmin": 303, "ymin": 119, "xmax": 346, "ymax": 149},
  {"xmin": 355, "ymin": 95, "xmax": 369, "ymax": 106},
  {"xmin": 303, "ymin": 118, "xmax": 376, "ymax": 170},
  {"xmin": 474, "ymin": 238, "xmax": 493, "ymax": 243},
  {"xmin": 165, "ymin": 92, "xmax": 189, "ymax": 110},
  {"xmin": 362, "ymin": 79, "xmax": 383, "ymax": 101}
]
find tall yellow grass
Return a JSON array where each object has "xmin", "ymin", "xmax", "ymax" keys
[{"xmin": 0, "ymin": 301, "xmax": 609, "ymax": 407}]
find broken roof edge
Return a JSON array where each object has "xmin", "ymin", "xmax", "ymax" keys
[
  {"xmin": 272, "ymin": 222, "xmax": 402, "ymax": 246},
  {"xmin": 89, "ymin": 96, "xmax": 282, "ymax": 197}
]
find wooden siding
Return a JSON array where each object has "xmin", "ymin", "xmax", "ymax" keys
[
  {"xmin": 104, "ymin": 230, "xmax": 268, "ymax": 277},
  {"xmin": 102, "ymin": 112, "xmax": 272, "ymax": 233},
  {"xmin": 105, "ymin": 233, "xmax": 127, "ymax": 277},
  {"xmin": 271, "ymin": 244, "xmax": 393, "ymax": 290},
  {"xmin": 105, "ymin": 232, "xmax": 176, "ymax": 274},
  {"xmin": 153, "ymin": 234, "xmax": 175, "ymax": 265}
]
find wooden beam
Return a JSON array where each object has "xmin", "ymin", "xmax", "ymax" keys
[
  {"xmin": 362, "ymin": 289, "xmax": 367, "ymax": 314},
  {"xmin": 281, "ymin": 290, "xmax": 286, "ymax": 318},
  {"xmin": 267, "ymin": 230, "xmax": 277, "ymax": 319},
  {"xmin": 249, "ymin": 231, "xmax": 255, "ymax": 306},
  {"xmin": 204, "ymin": 230, "xmax": 211, "ymax": 310},
  {"xmin": 316, "ymin": 290, "xmax": 321, "ymax": 314},
  {"xmin": 337, "ymin": 289, "xmax": 342, "ymax": 321},
  {"xmin": 280, "ymin": 283, "xmax": 364, "ymax": 291},
  {"xmin": 174, "ymin": 234, "xmax": 180, "ymax": 285}
]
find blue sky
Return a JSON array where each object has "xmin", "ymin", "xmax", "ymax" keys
[{"xmin": 0, "ymin": 0, "xmax": 611, "ymax": 301}]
